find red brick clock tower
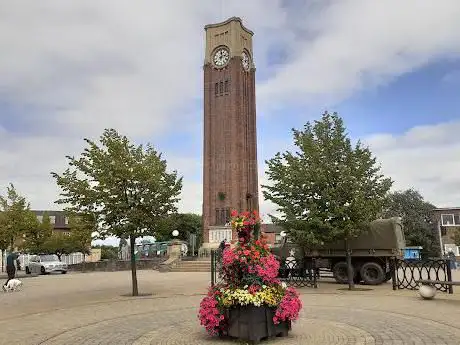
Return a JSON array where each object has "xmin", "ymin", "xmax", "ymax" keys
[{"xmin": 201, "ymin": 17, "xmax": 259, "ymax": 249}]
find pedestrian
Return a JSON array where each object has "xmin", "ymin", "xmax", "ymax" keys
[
  {"xmin": 3, "ymin": 252, "xmax": 19, "ymax": 291},
  {"xmin": 219, "ymin": 239, "xmax": 226, "ymax": 252}
]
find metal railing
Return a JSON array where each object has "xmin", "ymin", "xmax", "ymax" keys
[{"xmin": 391, "ymin": 258, "xmax": 453, "ymax": 293}]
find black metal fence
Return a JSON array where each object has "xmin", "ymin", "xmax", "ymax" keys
[
  {"xmin": 391, "ymin": 258, "xmax": 453, "ymax": 293},
  {"xmin": 210, "ymin": 249, "xmax": 317, "ymax": 288}
]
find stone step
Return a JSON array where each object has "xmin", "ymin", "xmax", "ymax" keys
[
  {"xmin": 169, "ymin": 260, "xmax": 212, "ymax": 272},
  {"xmin": 170, "ymin": 267, "xmax": 211, "ymax": 272}
]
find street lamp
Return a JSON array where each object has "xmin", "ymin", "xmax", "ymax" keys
[
  {"xmin": 280, "ymin": 231, "xmax": 287, "ymax": 238},
  {"xmin": 172, "ymin": 230, "xmax": 179, "ymax": 238}
]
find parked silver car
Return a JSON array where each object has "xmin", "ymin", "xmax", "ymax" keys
[{"xmin": 25, "ymin": 254, "xmax": 68, "ymax": 275}]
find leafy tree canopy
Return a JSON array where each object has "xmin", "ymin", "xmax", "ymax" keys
[
  {"xmin": 381, "ymin": 189, "xmax": 439, "ymax": 257},
  {"xmin": 21, "ymin": 212, "xmax": 52, "ymax": 254},
  {"xmin": 263, "ymin": 111, "xmax": 393, "ymax": 248},
  {"xmin": 42, "ymin": 232, "xmax": 76, "ymax": 260},
  {"xmin": 51, "ymin": 128, "xmax": 183, "ymax": 240},
  {"xmin": 92, "ymin": 244, "xmax": 119, "ymax": 260},
  {"xmin": 67, "ymin": 213, "xmax": 96, "ymax": 255},
  {"xmin": 0, "ymin": 183, "xmax": 38, "ymax": 251},
  {"xmin": 155, "ymin": 213, "xmax": 202, "ymax": 243}
]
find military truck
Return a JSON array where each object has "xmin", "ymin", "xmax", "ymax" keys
[{"xmin": 271, "ymin": 217, "xmax": 406, "ymax": 285}]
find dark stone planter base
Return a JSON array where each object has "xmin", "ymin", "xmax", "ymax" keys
[{"xmin": 220, "ymin": 305, "xmax": 291, "ymax": 344}]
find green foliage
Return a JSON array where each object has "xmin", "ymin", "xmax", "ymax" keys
[
  {"xmin": 92, "ymin": 244, "xmax": 118, "ymax": 260},
  {"xmin": 42, "ymin": 232, "xmax": 76, "ymax": 260},
  {"xmin": 51, "ymin": 128, "xmax": 183, "ymax": 239},
  {"xmin": 0, "ymin": 183, "xmax": 38, "ymax": 250},
  {"xmin": 22, "ymin": 212, "xmax": 52, "ymax": 254},
  {"xmin": 381, "ymin": 189, "xmax": 439, "ymax": 257},
  {"xmin": 51, "ymin": 128, "xmax": 183, "ymax": 295},
  {"xmin": 263, "ymin": 112, "xmax": 393, "ymax": 247},
  {"xmin": 67, "ymin": 213, "xmax": 95, "ymax": 255},
  {"xmin": 155, "ymin": 213, "xmax": 202, "ymax": 244}
]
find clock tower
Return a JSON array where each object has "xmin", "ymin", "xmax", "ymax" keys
[{"xmin": 202, "ymin": 17, "xmax": 259, "ymax": 248}]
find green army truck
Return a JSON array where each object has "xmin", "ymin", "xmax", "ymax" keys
[{"xmin": 271, "ymin": 217, "xmax": 406, "ymax": 285}]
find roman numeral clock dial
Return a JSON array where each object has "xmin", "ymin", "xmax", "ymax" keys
[
  {"xmin": 242, "ymin": 51, "xmax": 251, "ymax": 71},
  {"xmin": 213, "ymin": 47, "xmax": 230, "ymax": 67}
]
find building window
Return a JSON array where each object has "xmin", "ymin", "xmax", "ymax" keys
[
  {"xmin": 441, "ymin": 214, "xmax": 455, "ymax": 226},
  {"xmin": 275, "ymin": 234, "xmax": 282, "ymax": 243},
  {"xmin": 37, "ymin": 215, "xmax": 43, "ymax": 223},
  {"xmin": 215, "ymin": 207, "xmax": 230, "ymax": 225},
  {"xmin": 224, "ymin": 79, "xmax": 229, "ymax": 93},
  {"xmin": 65, "ymin": 217, "xmax": 69, "ymax": 225},
  {"xmin": 215, "ymin": 82, "xmax": 218, "ymax": 95},
  {"xmin": 219, "ymin": 81, "xmax": 223, "ymax": 94},
  {"xmin": 454, "ymin": 214, "xmax": 460, "ymax": 226},
  {"xmin": 49, "ymin": 216, "xmax": 56, "ymax": 224}
]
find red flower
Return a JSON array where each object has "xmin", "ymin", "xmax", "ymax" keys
[{"xmin": 230, "ymin": 209, "xmax": 238, "ymax": 217}]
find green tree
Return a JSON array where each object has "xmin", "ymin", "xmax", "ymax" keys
[
  {"xmin": 93, "ymin": 244, "xmax": 119, "ymax": 260},
  {"xmin": 263, "ymin": 112, "xmax": 393, "ymax": 290},
  {"xmin": 42, "ymin": 232, "xmax": 76, "ymax": 261},
  {"xmin": 51, "ymin": 128, "xmax": 182, "ymax": 296},
  {"xmin": 156, "ymin": 212, "xmax": 202, "ymax": 244},
  {"xmin": 381, "ymin": 189, "xmax": 439, "ymax": 257},
  {"xmin": 22, "ymin": 212, "xmax": 52, "ymax": 254},
  {"xmin": 68, "ymin": 213, "xmax": 95, "ymax": 256},
  {"xmin": 0, "ymin": 183, "xmax": 38, "ymax": 251}
]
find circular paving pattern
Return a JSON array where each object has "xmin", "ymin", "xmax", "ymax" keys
[{"xmin": 38, "ymin": 305, "xmax": 460, "ymax": 345}]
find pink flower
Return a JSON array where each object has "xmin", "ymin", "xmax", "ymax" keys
[
  {"xmin": 255, "ymin": 254, "xmax": 280, "ymax": 284},
  {"xmin": 273, "ymin": 288, "xmax": 303, "ymax": 324},
  {"xmin": 198, "ymin": 287, "xmax": 225, "ymax": 335}
]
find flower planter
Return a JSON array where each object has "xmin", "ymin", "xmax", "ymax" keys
[{"xmin": 222, "ymin": 305, "xmax": 291, "ymax": 343}]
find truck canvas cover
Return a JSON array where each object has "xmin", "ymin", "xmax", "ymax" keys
[{"xmin": 319, "ymin": 217, "xmax": 405, "ymax": 251}]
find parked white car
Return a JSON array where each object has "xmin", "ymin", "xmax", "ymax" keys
[{"xmin": 25, "ymin": 254, "xmax": 68, "ymax": 275}]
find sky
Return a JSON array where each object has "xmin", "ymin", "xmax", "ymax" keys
[{"xmin": 1, "ymin": 1, "xmax": 460, "ymax": 246}]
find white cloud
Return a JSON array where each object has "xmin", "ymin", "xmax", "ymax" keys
[
  {"xmin": 0, "ymin": 0, "xmax": 460, "ymax": 246},
  {"xmin": 258, "ymin": 0, "xmax": 460, "ymax": 107},
  {"xmin": 364, "ymin": 120, "xmax": 460, "ymax": 207}
]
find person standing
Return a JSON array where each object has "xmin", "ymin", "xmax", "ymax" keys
[
  {"xmin": 3, "ymin": 252, "xmax": 19, "ymax": 291},
  {"xmin": 219, "ymin": 239, "xmax": 226, "ymax": 252}
]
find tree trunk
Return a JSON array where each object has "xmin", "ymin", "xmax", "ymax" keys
[
  {"xmin": 345, "ymin": 239, "xmax": 354, "ymax": 290},
  {"xmin": 129, "ymin": 235, "xmax": 139, "ymax": 296},
  {"xmin": 1, "ymin": 249, "xmax": 3, "ymax": 272}
]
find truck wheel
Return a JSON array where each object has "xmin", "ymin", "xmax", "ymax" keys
[
  {"xmin": 332, "ymin": 262, "xmax": 355, "ymax": 284},
  {"xmin": 360, "ymin": 262, "xmax": 385, "ymax": 285}
]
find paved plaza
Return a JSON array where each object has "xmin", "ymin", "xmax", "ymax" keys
[{"xmin": 1, "ymin": 270, "xmax": 459, "ymax": 345}]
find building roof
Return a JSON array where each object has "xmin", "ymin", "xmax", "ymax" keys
[
  {"xmin": 261, "ymin": 223, "xmax": 284, "ymax": 234},
  {"xmin": 432, "ymin": 207, "xmax": 460, "ymax": 212}
]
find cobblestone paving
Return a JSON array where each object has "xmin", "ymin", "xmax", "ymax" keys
[
  {"xmin": 36, "ymin": 305, "xmax": 460, "ymax": 345},
  {"xmin": 1, "ymin": 271, "xmax": 459, "ymax": 345}
]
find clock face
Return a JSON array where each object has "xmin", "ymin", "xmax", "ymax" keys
[
  {"xmin": 213, "ymin": 47, "xmax": 230, "ymax": 67},
  {"xmin": 242, "ymin": 51, "xmax": 251, "ymax": 71}
]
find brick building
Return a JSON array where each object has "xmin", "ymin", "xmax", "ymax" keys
[
  {"xmin": 32, "ymin": 210, "xmax": 71, "ymax": 235},
  {"xmin": 201, "ymin": 17, "xmax": 259, "ymax": 249}
]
